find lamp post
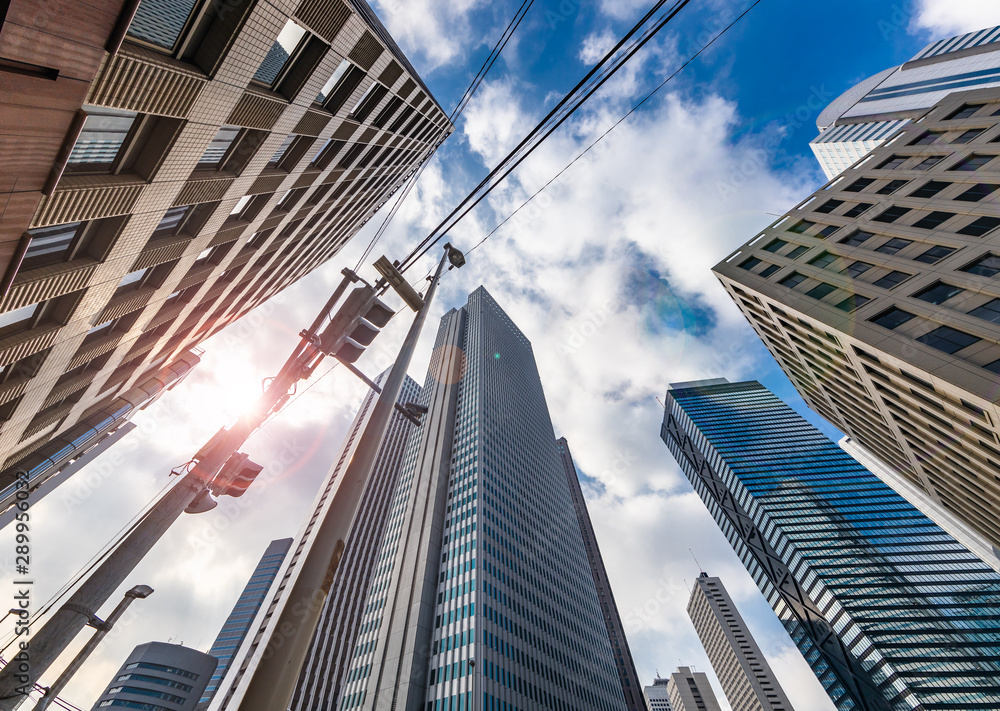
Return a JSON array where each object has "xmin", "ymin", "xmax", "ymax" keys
[{"xmin": 32, "ymin": 585, "xmax": 153, "ymax": 711}]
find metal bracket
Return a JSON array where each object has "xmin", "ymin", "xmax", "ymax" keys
[
  {"xmin": 338, "ymin": 359, "xmax": 424, "ymax": 425},
  {"xmin": 63, "ymin": 603, "xmax": 102, "ymax": 628}
]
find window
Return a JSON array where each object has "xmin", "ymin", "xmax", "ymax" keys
[
  {"xmin": 787, "ymin": 220, "xmax": 814, "ymax": 234},
  {"xmin": 953, "ymin": 129, "xmax": 984, "ymax": 144},
  {"xmin": 873, "ymin": 205, "xmax": 910, "ymax": 223},
  {"xmin": 911, "ymin": 130, "xmax": 944, "ymax": 146},
  {"xmin": 22, "ymin": 222, "xmax": 84, "ymax": 269},
  {"xmin": 229, "ymin": 195, "xmax": 252, "ymax": 218},
  {"xmin": 779, "ymin": 272, "xmax": 805, "ymax": 288},
  {"xmin": 877, "ymin": 155, "xmax": 906, "ymax": 170},
  {"xmin": 914, "ymin": 156, "xmax": 945, "ymax": 170},
  {"xmin": 954, "ymin": 183, "xmax": 998, "ymax": 202},
  {"xmin": 126, "ymin": 0, "xmax": 198, "ymax": 51},
  {"xmin": 909, "ymin": 180, "xmax": 950, "ymax": 198},
  {"xmin": 809, "ymin": 251, "xmax": 838, "ymax": 269},
  {"xmin": 873, "ymin": 270, "xmax": 911, "ymax": 289},
  {"xmin": 806, "ymin": 282, "xmax": 836, "ymax": 300},
  {"xmin": 950, "ymin": 154, "xmax": 993, "ymax": 172},
  {"xmin": 842, "ymin": 202, "xmax": 873, "ymax": 218},
  {"xmin": 962, "ymin": 253, "xmax": 1000, "ymax": 277},
  {"xmin": 816, "ymin": 224, "xmax": 839, "ymax": 238},
  {"xmin": 152, "ymin": 206, "xmax": 192, "ymax": 238},
  {"xmin": 115, "ymin": 268, "xmax": 149, "ymax": 294},
  {"xmin": 870, "ymin": 307, "xmax": 915, "ymax": 329},
  {"xmin": 914, "ymin": 245, "xmax": 956, "ymax": 264},
  {"xmin": 916, "ymin": 326, "xmax": 980, "ymax": 354},
  {"xmin": 912, "ymin": 211, "xmax": 955, "ymax": 230},
  {"xmin": 316, "ymin": 59, "xmax": 350, "ymax": 104},
  {"xmin": 740, "ymin": 257, "xmax": 761, "ymax": 271},
  {"xmin": 969, "ymin": 298, "xmax": 1000, "ymax": 324},
  {"xmin": 267, "ymin": 134, "xmax": 296, "ymax": 168},
  {"xmin": 958, "ymin": 216, "xmax": 1000, "ymax": 237},
  {"xmin": 815, "ymin": 199, "xmax": 843, "ymax": 214},
  {"xmin": 67, "ymin": 106, "xmax": 138, "ymax": 172},
  {"xmin": 786, "ymin": 245, "xmax": 809, "ymax": 259},
  {"xmin": 762, "ymin": 239, "xmax": 787, "ymax": 253},
  {"xmin": 253, "ymin": 19, "xmax": 307, "ymax": 86},
  {"xmin": 876, "ymin": 179, "xmax": 909, "ymax": 195},
  {"xmin": 840, "ymin": 230, "xmax": 873, "ymax": 247},
  {"xmin": 875, "ymin": 238, "xmax": 912, "ymax": 255},
  {"xmin": 759, "ymin": 263, "xmax": 780, "ymax": 278},
  {"xmin": 914, "ymin": 281, "xmax": 963, "ymax": 304},
  {"xmin": 843, "ymin": 177, "xmax": 874, "ymax": 192},
  {"xmin": 984, "ymin": 359, "xmax": 1000, "ymax": 374},
  {"xmin": 350, "ymin": 83, "xmax": 390, "ymax": 122},
  {"xmin": 198, "ymin": 126, "xmax": 241, "ymax": 169},
  {"xmin": 947, "ymin": 103, "xmax": 985, "ymax": 120},
  {"xmin": 835, "ymin": 294, "xmax": 870, "ymax": 312},
  {"xmin": 0, "ymin": 303, "xmax": 40, "ymax": 335}
]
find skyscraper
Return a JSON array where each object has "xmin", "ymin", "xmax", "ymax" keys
[
  {"xmin": 92, "ymin": 641, "xmax": 218, "ymax": 711},
  {"xmin": 199, "ymin": 538, "xmax": 294, "ymax": 707},
  {"xmin": 0, "ymin": 0, "xmax": 450, "ymax": 513},
  {"xmin": 713, "ymin": 86, "xmax": 1000, "ymax": 561},
  {"xmin": 213, "ymin": 372, "xmax": 421, "ymax": 710},
  {"xmin": 810, "ymin": 26, "xmax": 1000, "ymax": 178},
  {"xmin": 687, "ymin": 573, "xmax": 793, "ymax": 711},
  {"xmin": 644, "ymin": 676, "xmax": 673, "ymax": 711},
  {"xmin": 558, "ymin": 437, "xmax": 645, "ymax": 711},
  {"xmin": 665, "ymin": 668, "xmax": 722, "ymax": 711},
  {"xmin": 332, "ymin": 287, "xmax": 628, "ymax": 711},
  {"xmin": 660, "ymin": 378, "xmax": 1000, "ymax": 711}
]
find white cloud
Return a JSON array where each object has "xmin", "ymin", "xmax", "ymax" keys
[
  {"xmin": 911, "ymin": 0, "xmax": 1000, "ymax": 37},
  {"xmin": 580, "ymin": 28, "xmax": 617, "ymax": 65},
  {"xmin": 371, "ymin": 0, "xmax": 490, "ymax": 70}
]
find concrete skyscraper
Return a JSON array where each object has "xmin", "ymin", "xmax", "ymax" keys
[
  {"xmin": 713, "ymin": 86, "xmax": 1000, "ymax": 565},
  {"xmin": 558, "ymin": 437, "xmax": 645, "ymax": 711},
  {"xmin": 644, "ymin": 676, "xmax": 673, "ymax": 711},
  {"xmin": 0, "ymin": 0, "xmax": 450, "ymax": 517},
  {"xmin": 665, "ymin": 668, "xmax": 722, "ymax": 711},
  {"xmin": 199, "ymin": 538, "xmax": 293, "ymax": 707},
  {"xmin": 810, "ymin": 26, "xmax": 1000, "ymax": 178},
  {"xmin": 687, "ymin": 573, "xmax": 792, "ymax": 711},
  {"xmin": 213, "ymin": 372, "xmax": 421, "ymax": 710},
  {"xmin": 92, "ymin": 641, "xmax": 218, "ymax": 711},
  {"xmin": 660, "ymin": 379, "xmax": 1000, "ymax": 711},
  {"xmin": 329, "ymin": 287, "xmax": 627, "ymax": 711}
]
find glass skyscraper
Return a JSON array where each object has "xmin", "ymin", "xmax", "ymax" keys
[
  {"xmin": 660, "ymin": 379, "xmax": 1000, "ymax": 711},
  {"xmin": 339, "ymin": 287, "xmax": 628, "ymax": 711}
]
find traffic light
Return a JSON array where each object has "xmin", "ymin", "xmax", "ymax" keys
[
  {"xmin": 317, "ymin": 285, "xmax": 394, "ymax": 364},
  {"xmin": 210, "ymin": 452, "xmax": 264, "ymax": 498}
]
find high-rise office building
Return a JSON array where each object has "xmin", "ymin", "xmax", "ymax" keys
[
  {"xmin": 213, "ymin": 372, "xmax": 421, "ymax": 710},
  {"xmin": 713, "ymin": 86, "xmax": 1000, "ymax": 560},
  {"xmin": 0, "ymin": 0, "xmax": 449, "ymax": 515},
  {"xmin": 687, "ymin": 573, "xmax": 792, "ymax": 711},
  {"xmin": 810, "ymin": 26, "xmax": 1000, "ymax": 178},
  {"xmin": 92, "ymin": 641, "xmax": 218, "ymax": 711},
  {"xmin": 330, "ymin": 287, "xmax": 627, "ymax": 711},
  {"xmin": 199, "ymin": 538, "xmax": 294, "ymax": 707},
  {"xmin": 665, "ymin": 668, "xmax": 722, "ymax": 711},
  {"xmin": 558, "ymin": 437, "xmax": 645, "ymax": 711},
  {"xmin": 644, "ymin": 676, "xmax": 673, "ymax": 711},
  {"xmin": 660, "ymin": 378, "xmax": 1000, "ymax": 711}
]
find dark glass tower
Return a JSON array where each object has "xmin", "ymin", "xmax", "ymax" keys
[{"xmin": 660, "ymin": 379, "xmax": 1000, "ymax": 711}]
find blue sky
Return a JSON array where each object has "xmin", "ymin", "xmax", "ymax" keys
[{"xmin": 9, "ymin": 1, "xmax": 1000, "ymax": 708}]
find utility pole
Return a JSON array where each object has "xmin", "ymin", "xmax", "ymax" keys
[
  {"xmin": 0, "ymin": 246, "xmax": 461, "ymax": 707},
  {"xmin": 228, "ymin": 245, "xmax": 461, "ymax": 711}
]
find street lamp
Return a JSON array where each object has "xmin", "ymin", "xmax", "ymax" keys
[{"xmin": 32, "ymin": 585, "xmax": 153, "ymax": 711}]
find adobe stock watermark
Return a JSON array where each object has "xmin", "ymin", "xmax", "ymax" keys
[{"xmin": 622, "ymin": 571, "xmax": 688, "ymax": 633}]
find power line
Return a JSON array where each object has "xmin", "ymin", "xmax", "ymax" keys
[{"xmin": 466, "ymin": 0, "xmax": 763, "ymax": 256}]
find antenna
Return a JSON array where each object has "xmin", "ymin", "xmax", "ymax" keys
[{"xmin": 689, "ymin": 548, "xmax": 704, "ymax": 573}]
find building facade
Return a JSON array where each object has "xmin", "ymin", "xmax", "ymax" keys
[
  {"xmin": 686, "ymin": 573, "xmax": 792, "ymax": 711},
  {"xmin": 558, "ymin": 437, "xmax": 645, "ymax": 711},
  {"xmin": 713, "ymin": 86, "xmax": 1000, "ymax": 556},
  {"xmin": 660, "ymin": 379, "xmax": 1000, "ymax": 711},
  {"xmin": 0, "ymin": 0, "xmax": 449, "ymax": 510},
  {"xmin": 92, "ymin": 641, "xmax": 218, "ymax": 711},
  {"xmin": 665, "ymin": 668, "xmax": 722, "ymax": 711},
  {"xmin": 199, "ymin": 537, "xmax": 294, "ymax": 707},
  {"xmin": 810, "ymin": 26, "xmax": 1000, "ymax": 178},
  {"xmin": 213, "ymin": 372, "xmax": 421, "ymax": 710},
  {"xmin": 332, "ymin": 287, "xmax": 627, "ymax": 711},
  {"xmin": 644, "ymin": 676, "xmax": 673, "ymax": 711}
]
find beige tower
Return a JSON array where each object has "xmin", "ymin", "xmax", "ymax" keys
[
  {"xmin": 713, "ymin": 85, "xmax": 1000, "ymax": 562},
  {"xmin": 687, "ymin": 574, "xmax": 793, "ymax": 711},
  {"xmin": 666, "ymin": 667, "xmax": 723, "ymax": 711}
]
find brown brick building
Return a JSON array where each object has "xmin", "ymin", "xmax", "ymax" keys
[
  {"xmin": 0, "ymin": 0, "xmax": 451, "ymax": 515},
  {"xmin": 713, "ymin": 86, "xmax": 1000, "ymax": 558}
]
